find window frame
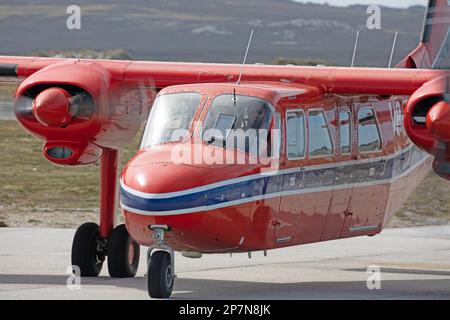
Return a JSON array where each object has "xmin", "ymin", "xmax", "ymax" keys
[
  {"xmin": 200, "ymin": 93, "xmax": 278, "ymax": 158},
  {"xmin": 272, "ymin": 111, "xmax": 282, "ymax": 160},
  {"xmin": 308, "ymin": 108, "xmax": 334, "ymax": 159},
  {"xmin": 357, "ymin": 106, "xmax": 383, "ymax": 154},
  {"xmin": 285, "ymin": 109, "xmax": 307, "ymax": 161},
  {"xmin": 338, "ymin": 109, "xmax": 352, "ymax": 156},
  {"xmin": 140, "ymin": 91, "xmax": 205, "ymax": 149}
]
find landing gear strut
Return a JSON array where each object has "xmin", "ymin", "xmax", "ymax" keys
[
  {"xmin": 147, "ymin": 225, "xmax": 176, "ymax": 298},
  {"xmin": 71, "ymin": 148, "xmax": 139, "ymax": 278}
]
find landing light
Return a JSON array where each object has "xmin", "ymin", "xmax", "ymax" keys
[{"xmin": 46, "ymin": 146, "xmax": 73, "ymax": 159}]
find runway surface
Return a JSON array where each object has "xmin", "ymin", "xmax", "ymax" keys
[{"xmin": 0, "ymin": 226, "xmax": 449, "ymax": 299}]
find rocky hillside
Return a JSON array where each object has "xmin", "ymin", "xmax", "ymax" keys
[{"xmin": 0, "ymin": 0, "xmax": 425, "ymax": 66}]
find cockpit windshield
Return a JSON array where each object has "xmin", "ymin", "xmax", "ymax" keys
[
  {"xmin": 202, "ymin": 94, "xmax": 274, "ymax": 157},
  {"xmin": 141, "ymin": 92, "xmax": 201, "ymax": 148}
]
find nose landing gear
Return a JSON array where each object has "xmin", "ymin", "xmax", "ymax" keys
[{"xmin": 146, "ymin": 225, "xmax": 176, "ymax": 298}]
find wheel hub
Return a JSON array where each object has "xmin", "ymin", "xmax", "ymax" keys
[
  {"xmin": 128, "ymin": 242, "xmax": 135, "ymax": 265},
  {"xmin": 165, "ymin": 265, "xmax": 173, "ymax": 288},
  {"xmin": 95, "ymin": 238, "xmax": 108, "ymax": 264}
]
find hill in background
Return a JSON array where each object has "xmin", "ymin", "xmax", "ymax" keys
[{"xmin": 0, "ymin": 0, "xmax": 425, "ymax": 66}]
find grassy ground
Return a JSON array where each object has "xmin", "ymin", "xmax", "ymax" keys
[
  {"xmin": 389, "ymin": 173, "xmax": 450, "ymax": 227},
  {"xmin": 0, "ymin": 85, "xmax": 16, "ymax": 101},
  {"xmin": 0, "ymin": 120, "xmax": 449, "ymax": 229},
  {"xmin": 0, "ymin": 120, "xmax": 140, "ymax": 228}
]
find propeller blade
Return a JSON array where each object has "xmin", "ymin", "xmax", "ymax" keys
[
  {"xmin": 67, "ymin": 91, "xmax": 95, "ymax": 120},
  {"xmin": 13, "ymin": 94, "xmax": 34, "ymax": 118}
]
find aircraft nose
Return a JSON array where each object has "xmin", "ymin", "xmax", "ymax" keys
[{"xmin": 120, "ymin": 159, "xmax": 206, "ymax": 215}]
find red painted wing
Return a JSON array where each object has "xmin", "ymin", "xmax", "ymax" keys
[{"xmin": 0, "ymin": 55, "xmax": 443, "ymax": 95}]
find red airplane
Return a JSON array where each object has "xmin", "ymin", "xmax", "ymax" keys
[{"xmin": 1, "ymin": 0, "xmax": 450, "ymax": 299}]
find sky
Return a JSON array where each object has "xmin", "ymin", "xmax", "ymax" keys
[{"xmin": 292, "ymin": 0, "xmax": 428, "ymax": 8}]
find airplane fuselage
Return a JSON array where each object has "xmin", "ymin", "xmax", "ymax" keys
[{"xmin": 120, "ymin": 83, "xmax": 432, "ymax": 253}]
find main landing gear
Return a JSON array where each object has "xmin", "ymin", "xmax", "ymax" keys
[
  {"xmin": 71, "ymin": 223, "xmax": 140, "ymax": 278},
  {"xmin": 146, "ymin": 225, "xmax": 176, "ymax": 298},
  {"xmin": 108, "ymin": 224, "xmax": 140, "ymax": 277},
  {"xmin": 70, "ymin": 148, "xmax": 140, "ymax": 279},
  {"xmin": 71, "ymin": 222, "xmax": 105, "ymax": 276},
  {"xmin": 69, "ymin": 148, "xmax": 175, "ymax": 299}
]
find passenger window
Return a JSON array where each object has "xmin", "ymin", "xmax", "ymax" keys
[
  {"xmin": 286, "ymin": 111, "xmax": 305, "ymax": 159},
  {"xmin": 309, "ymin": 110, "xmax": 333, "ymax": 157},
  {"xmin": 339, "ymin": 110, "xmax": 351, "ymax": 155},
  {"xmin": 358, "ymin": 107, "xmax": 382, "ymax": 152}
]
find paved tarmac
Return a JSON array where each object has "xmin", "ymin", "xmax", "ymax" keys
[{"xmin": 0, "ymin": 226, "xmax": 449, "ymax": 299}]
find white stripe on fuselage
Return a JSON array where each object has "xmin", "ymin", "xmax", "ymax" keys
[
  {"xmin": 121, "ymin": 150, "xmax": 431, "ymax": 216},
  {"xmin": 120, "ymin": 144, "xmax": 416, "ymax": 200}
]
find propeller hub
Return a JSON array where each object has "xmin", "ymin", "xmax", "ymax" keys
[
  {"xmin": 426, "ymin": 100, "xmax": 450, "ymax": 141},
  {"xmin": 33, "ymin": 87, "xmax": 72, "ymax": 127}
]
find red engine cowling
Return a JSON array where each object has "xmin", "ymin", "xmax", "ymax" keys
[
  {"xmin": 405, "ymin": 75, "xmax": 450, "ymax": 179},
  {"xmin": 14, "ymin": 60, "xmax": 154, "ymax": 165}
]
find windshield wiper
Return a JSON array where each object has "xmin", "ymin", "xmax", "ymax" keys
[{"xmin": 206, "ymin": 136, "xmax": 227, "ymax": 147}]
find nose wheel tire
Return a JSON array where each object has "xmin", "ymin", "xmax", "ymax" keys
[
  {"xmin": 71, "ymin": 222, "xmax": 105, "ymax": 277},
  {"xmin": 147, "ymin": 251, "xmax": 174, "ymax": 298},
  {"xmin": 107, "ymin": 224, "xmax": 140, "ymax": 278}
]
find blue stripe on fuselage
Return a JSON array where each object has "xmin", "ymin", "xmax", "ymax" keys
[
  {"xmin": 120, "ymin": 175, "xmax": 278, "ymax": 212},
  {"xmin": 120, "ymin": 146, "xmax": 427, "ymax": 214}
]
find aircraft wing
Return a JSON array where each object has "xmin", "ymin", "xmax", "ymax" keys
[
  {"xmin": 0, "ymin": 56, "xmax": 62, "ymax": 83},
  {"xmin": 1, "ymin": 0, "xmax": 450, "ymax": 174},
  {"xmin": 0, "ymin": 55, "xmax": 443, "ymax": 94},
  {"xmin": 1, "ymin": 54, "xmax": 449, "ymax": 176}
]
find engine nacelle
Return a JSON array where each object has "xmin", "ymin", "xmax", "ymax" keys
[
  {"xmin": 405, "ymin": 75, "xmax": 450, "ymax": 179},
  {"xmin": 14, "ymin": 60, "xmax": 153, "ymax": 165}
]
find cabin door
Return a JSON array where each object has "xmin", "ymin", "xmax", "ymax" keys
[
  {"xmin": 344, "ymin": 103, "xmax": 388, "ymax": 237},
  {"xmin": 275, "ymin": 109, "xmax": 305, "ymax": 245},
  {"xmin": 322, "ymin": 106, "xmax": 354, "ymax": 240},
  {"xmin": 276, "ymin": 168, "xmax": 304, "ymax": 244}
]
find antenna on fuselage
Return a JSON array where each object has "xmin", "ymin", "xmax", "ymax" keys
[
  {"xmin": 388, "ymin": 32, "xmax": 399, "ymax": 68},
  {"xmin": 237, "ymin": 29, "xmax": 254, "ymax": 85},
  {"xmin": 351, "ymin": 30, "xmax": 360, "ymax": 67}
]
